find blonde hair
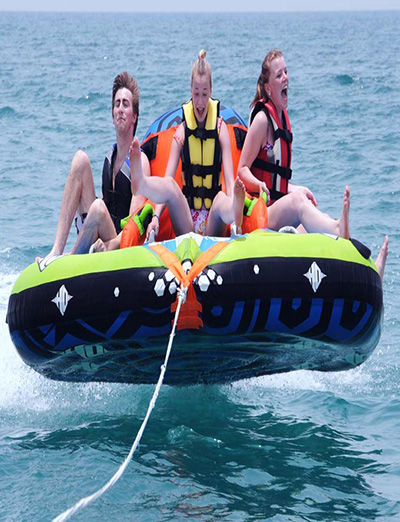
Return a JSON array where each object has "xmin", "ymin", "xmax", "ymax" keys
[
  {"xmin": 251, "ymin": 49, "xmax": 284, "ymax": 108},
  {"xmin": 191, "ymin": 49, "xmax": 212, "ymax": 88}
]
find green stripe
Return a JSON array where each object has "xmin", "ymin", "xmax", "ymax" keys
[
  {"xmin": 11, "ymin": 247, "xmax": 165, "ymax": 295},
  {"xmin": 13, "ymin": 231, "xmax": 379, "ymax": 296},
  {"xmin": 209, "ymin": 231, "xmax": 379, "ymax": 272}
]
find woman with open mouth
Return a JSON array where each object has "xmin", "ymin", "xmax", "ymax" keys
[{"xmin": 238, "ymin": 49, "xmax": 352, "ymax": 241}]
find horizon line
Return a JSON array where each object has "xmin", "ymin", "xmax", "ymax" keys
[{"xmin": 1, "ymin": 7, "xmax": 399, "ymax": 13}]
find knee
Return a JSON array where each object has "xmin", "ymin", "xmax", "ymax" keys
[
  {"xmin": 165, "ymin": 177, "xmax": 181, "ymax": 197},
  {"xmin": 212, "ymin": 191, "xmax": 227, "ymax": 206},
  {"xmin": 73, "ymin": 149, "xmax": 90, "ymax": 168},
  {"xmin": 288, "ymin": 191, "xmax": 308, "ymax": 209},
  {"xmin": 70, "ymin": 150, "xmax": 92, "ymax": 180},
  {"xmin": 88, "ymin": 198, "xmax": 107, "ymax": 221}
]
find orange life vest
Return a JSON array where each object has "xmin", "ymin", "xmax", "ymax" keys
[{"xmin": 119, "ymin": 105, "xmax": 267, "ymax": 247}]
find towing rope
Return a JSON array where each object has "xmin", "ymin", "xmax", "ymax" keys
[{"xmin": 53, "ymin": 285, "xmax": 188, "ymax": 522}]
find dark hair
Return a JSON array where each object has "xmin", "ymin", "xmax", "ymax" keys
[
  {"xmin": 112, "ymin": 72, "xmax": 140, "ymax": 136},
  {"xmin": 251, "ymin": 49, "xmax": 284, "ymax": 108}
]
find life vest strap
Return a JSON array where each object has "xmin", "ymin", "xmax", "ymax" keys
[
  {"xmin": 252, "ymin": 157, "xmax": 292, "ymax": 180},
  {"xmin": 188, "ymin": 163, "xmax": 221, "ymax": 178},
  {"xmin": 274, "ymin": 127, "xmax": 293, "ymax": 143},
  {"xmin": 182, "ymin": 185, "xmax": 221, "ymax": 201},
  {"xmin": 186, "ymin": 127, "xmax": 218, "ymax": 141}
]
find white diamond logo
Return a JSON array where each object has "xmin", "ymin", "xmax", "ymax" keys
[
  {"xmin": 52, "ymin": 285, "xmax": 73, "ymax": 316},
  {"xmin": 304, "ymin": 262, "xmax": 326, "ymax": 293}
]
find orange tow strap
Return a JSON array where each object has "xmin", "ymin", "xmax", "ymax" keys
[{"xmin": 149, "ymin": 240, "xmax": 229, "ymax": 331}]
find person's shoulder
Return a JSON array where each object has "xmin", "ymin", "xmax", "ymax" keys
[
  {"xmin": 176, "ymin": 122, "xmax": 185, "ymax": 137},
  {"xmin": 218, "ymin": 117, "xmax": 228, "ymax": 135},
  {"xmin": 249, "ymin": 109, "xmax": 269, "ymax": 134},
  {"xmin": 252, "ymin": 108, "xmax": 268, "ymax": 124},
  {"xmin": 105, "ymin": 143, "xmax": 116, "ymax": 161},
  {"xmin": 140, "ymin": 149, "xmax": 150, "ymax": 165},
  {"xmin": 140, "ymin": 149, "xmax": 151, "ymax": 175},
  {"xmin": 140, "ymin": 149, "xmax": 149, "ymax": 161}
]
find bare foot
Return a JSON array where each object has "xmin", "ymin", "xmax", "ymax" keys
[
  {"xmin": 375, "ymin": 235, "xmax": 389, "ymax": 281},
  {"xmin": 338, "ymin": 185, "xmax": 350, "ymax": 239},
  {"xmin": 129, "ymin": 137, "xmax": 144, "ymax": 195},
  {"xmin": 233, "ymin": 177, "xmax": 246, "ymax": 229}
]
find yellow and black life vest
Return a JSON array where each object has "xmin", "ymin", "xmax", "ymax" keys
[{"xmin": 181, "ymin": 98, "xmax": 222, "ymax": 210}]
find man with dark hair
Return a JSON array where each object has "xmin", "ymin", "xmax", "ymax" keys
[{"xmin": 38, "ymin": 71, "xmax": 148, "ymax": 267}]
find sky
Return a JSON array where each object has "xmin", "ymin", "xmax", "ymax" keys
[{"xmin": 1, "ymin": 0, "xmax": 399, "ymax": 12}]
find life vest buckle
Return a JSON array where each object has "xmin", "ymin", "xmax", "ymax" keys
[
  {"xmin": 195, "ymin": 127, "xmax": 208, "ymax": 141},
  {"xmin": 275, "ymin": 128, "xmax": 293, "ymax": 143}
]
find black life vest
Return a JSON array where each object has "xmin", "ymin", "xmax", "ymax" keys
[{"xmin": 102, "ymin": 145, "xmax": 131, "ymax": 233}]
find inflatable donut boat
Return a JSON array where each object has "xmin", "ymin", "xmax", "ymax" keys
[
  {"xmin": 7, "ymin": 231, "xmax": 383, "ymax": 385},
  {"xmin": 6, "ymin": 106, "xmax": 383, "ymax": 385}
]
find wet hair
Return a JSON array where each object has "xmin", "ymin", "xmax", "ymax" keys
[
  {"xmin": 191, "ymin": 49, "xmax": 212, "ymax": 88},
  {"xmin": 112, "ymin": 71, "xmax": 140, "ymax": 136},
  {"xmin": 251, "ymin": 49, "xmax": 284, "ymax": 108}
]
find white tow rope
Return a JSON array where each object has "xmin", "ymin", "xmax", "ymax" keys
[{"xmin": 53, "ymin": 285, "xmax": 188, "ymax": 522}]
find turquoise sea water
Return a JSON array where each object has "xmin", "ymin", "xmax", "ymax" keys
[{"xmin": 1, "ymin": 10, "xmax": 400, "ymax": 521}]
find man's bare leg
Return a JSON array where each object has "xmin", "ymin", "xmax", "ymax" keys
[
  {"xmin": 37, "ymin": 150, "xmax": 96, "ymax": 261},
  {"xmin": 71, "ymin": 199, "xmax": 117, "ymax": 254}
]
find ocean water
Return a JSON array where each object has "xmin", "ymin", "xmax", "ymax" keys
[{"xmin": 1, "ymin": 10, "xmax": 400, "ymax": 521}]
